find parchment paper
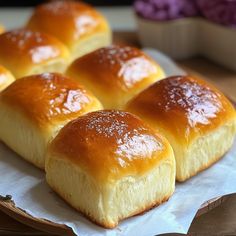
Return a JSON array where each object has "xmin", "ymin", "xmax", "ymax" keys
[{"xmin": 0, "ymin": 49, "xmax": 235, "ymax": 236}]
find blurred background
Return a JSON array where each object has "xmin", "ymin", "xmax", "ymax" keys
[{"xmin": 0, "ymin": 0, "xmax": 133, "ymax": 6}]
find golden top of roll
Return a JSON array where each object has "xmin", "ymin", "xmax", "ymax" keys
[
  {"xmin": 0, "ymin": 29, "xmax": 69, "ymax": 78},
  {"xmin": 126, "ymin": 75, "xmax": 236, "ymax": 144},
  {"xmin": 27, "ymin": 0, "xmax": 110, "ymax": 50},
  {"xmin": 48, "ymin": 110, "xmax": 171, "ymax": 182},
  {"xmin": 0, "ymin": 24, "xmax": 4, "ymax": 34},
  {"xmin": 66, "ymin": 45, "xmax": 165, "ymax": 109},
  {"xmin": 0, "ymin": 65, "xmax": 15, "ymax": 92},
  {"xmin": 0, "ymin": 73, "xmax": 102, "ymax": 129}
]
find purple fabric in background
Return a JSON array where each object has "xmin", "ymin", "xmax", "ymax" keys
[
  {"xmin": 197, "ymin": 0, "xmax": 236, "ymax": 27},
  {"xmin": 134, "ymin": 0, "xmax": 199, "ymax": 21},
  {"xmin": 134, "ymin": 0, "xmax": 236, "ymax": 27}
]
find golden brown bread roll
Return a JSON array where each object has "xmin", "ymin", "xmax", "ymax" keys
[
  {"xmin": 0, "ymin": 65, "xmax": 15, "ymax": 92},
  {"xmin": 46, "ymin": 110, "xmax": 175, "ymax": 228},
  {"xmin": 66, "ymin": 45, "xmax": 165, "ymax": 109},
  {"xmin": 26, "ymin": 0, "xmax": 111, "ymax": 62},
  {"xmin": 0, "ymin": 29, "xmax": 69, "ymax": 78},
  {"xmin": 0, "ymin": 73, "xmax": 102, "ymax": 169},
  {"xmin": 126, "ymin": 75, "xmax": 236, "ymax": 181}
]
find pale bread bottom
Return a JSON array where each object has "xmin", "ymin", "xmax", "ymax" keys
[
  {"xmin": 28, "ymin": 58, "xmax": 68, "ymax": 77},
  {"xmin": 70, "ymin": 31, "xmax": 112, "ymax": 63},
  {"xmin": 0, "ymin": 103, "xmax": 49, "ymax": 169},
  {"xmin": 174, "ymin": 121, "xmax": 236, "ymax": 181},
  {"xmin": 46, "ymin": 153, "xmax": 175, "ymax": 228}
]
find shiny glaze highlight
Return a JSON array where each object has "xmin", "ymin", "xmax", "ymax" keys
[
  {"xmin": 69, "ymin": 45, "xmax": 158, "ymax": 91},
  {"xmin": 67, "ymin": 45, "xmax": 165, "ymax": 109},
  {"xmin": 127, "ymin": 76, "xmax": 236, "ymax": 144},
  {"xmin": 0, "ymin": 73, "xmax": 98, "ymax": 127},
  {"xmin": 27, "ymin": 1, "xmax": 108, "ymax": 48},
  {"xmin": 49, "ymin": 110, "xmax": 170, "ymax": 182},
  {"xmin": 0, "ymin": 29, "xmax": 68, "ymax": 77}
]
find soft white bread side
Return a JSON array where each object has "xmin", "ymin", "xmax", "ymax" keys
[
  {"xmin": 46, "ymin": 153, "xmax": 175, "ymax": 228},
  {"xmin": 126, "ymin": 75, "xmax": 236, "ymax": 181},
  {"xmin": 176, "ymin": 122, "xmax": 236, "ymax": 181},
  {"xmin": 0, "ymin": 65, "xmax": 15, "ymax": 92},
  {"xmin": 46, "ymin": 110, "xmax": 175, "ymax": 228},
  {"xmin": 0, "ymin": 103, "xmax": 47, "ymax": 168},
  {"xmin": 26, "ymin": 0, "xmax": 111, "ymax": 62},
  {"xmin": 147, "ymin": 120, "xmax": 236, "ymax": 181},
  {"xmin": 0, "ymin": 73, "xmax": 102, "ymax": 169}
]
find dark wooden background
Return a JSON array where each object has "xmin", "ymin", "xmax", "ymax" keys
[{"xmin": 0, "ymin": 0, "xmax": 134, "ymax": 7}]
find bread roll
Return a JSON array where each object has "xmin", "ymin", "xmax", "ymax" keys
[
  {"xmin": 0, "ymin": 29, "xmax": 69, "ymax": 78},
  {"xmin": 126, "ymin": 75, "xmax": 236, "ymax": 181},
  {"xmin": 26, "ymin": 0, "xmax": 111, "ymax": 62},
  {"xmin": 0, "ymin": 65, "xmax": 15, "ymax": 92},
  {"xmin": 0, "ymin": 73, "xmax": 102, "ymax": 169},
  {"xmin": 66, "ymin": 45, "xmax": 165, "ymax": 109},
  {"xmin": 46, "ymin": 110, "xmax": 175, "ymax": 228}
]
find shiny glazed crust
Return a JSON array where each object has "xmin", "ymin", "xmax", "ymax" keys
[
  {"xmin": 126, "ymin": 75, "xmax": 236, "ymax": 181},
  {"xmin": 0, "ymin": 73, "xmax": 102, "ymax": 129},
  {"xmin": 46, "ymin": 110, "xmax": 175, "ymax": 227},
  {"xmin": 0, "ymin": 29, "xmax": 69, "ymax": 78},
  {"xmin": 26, "ymin": 0, "xmax": 110, "ymax": 50},
  {"xmin": 126, "ymin": 75, "xmax": 236, "ymax": 144},
  {"xmin": 48, "ymin": 110, "xmax": 172, "ymax": 182},
  {"xmin": 0, "ymin": 72, "xmax": 102, "ymax": 169},
  {"xmin": 66, "ymin": 45, "xmax": 165, "ymax": 109},
  {"xmin": 0, "ymin": 65, "xmax": 15, "ymax": 92}
]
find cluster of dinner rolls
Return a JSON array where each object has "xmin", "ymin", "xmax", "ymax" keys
[{"xmin": 0, "ymin": 0, "xmax": 235, "ymax": 230}]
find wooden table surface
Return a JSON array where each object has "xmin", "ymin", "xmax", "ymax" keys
[{"xmin": 0, "ymin": 31, "xmax": 236, "ymax": 235}]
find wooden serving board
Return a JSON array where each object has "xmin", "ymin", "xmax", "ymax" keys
[{"xmin": 0, "ymin": 194, "xmax": 226, "ymax": 236}]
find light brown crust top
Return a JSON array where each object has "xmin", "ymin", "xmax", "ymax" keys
[
  {"xmin": 0, "ymin": 65, "xmax": 15, "ymax": 92},
  {"xmin": 68, "ymin": 45, "xmax": 160, "ymax": 90},
  {"xmin": 0, "ymin": 29, "xmax": 69, "ymax": 78},
  {"xmin": 0, "ymin": 73, "xmax": 102, "ymax": 128},
  {"xmin": 27, "ymin": 0, "xmax": 109, "ymax": 48},
  {"xmin": 49, "ymin": 110, "xmax": 171, "ymax": 182},
  {"xmin": 127, "ymin": 75, "xmax": 236, "ymax": 144},
  {"xmin": 66, "ymin": 45, "xmax": 165, "ymax": 108}
]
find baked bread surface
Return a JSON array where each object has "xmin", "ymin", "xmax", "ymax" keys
[
  {"xmin": 67, "ymin": 45, "xmax": 165, "ymax": 109},
  {"xmin": 27, "ymin": 0, "xmax": 111, "ymax": 61},
  {"xmin": 126, "ymin": 75, "xmax": 236, "ymax": 181},
  {"xmin": 0, "ymin": 29, "xmax": 69, "ymax": 78},
  {"xmin": 0, "ymin": 73, "xmax": 102, "ymax": 169},
  {"xmin": 46, "ymin": 110, "xmax": 175, "ymax": 228}
]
